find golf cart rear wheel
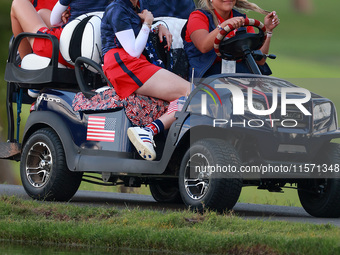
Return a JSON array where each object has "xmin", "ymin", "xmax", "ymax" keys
[
  {"xmin": 298, "ymin": 143, "xmax": 340, "ymax": 218},
  {"xmin": 149, "ymin": 182, "xmax": 183, "ymax": 203},
  {"xmin": 20, "ymin": 128, "xmax": 82, "ymax": 201},
  {"xmin": 179, "ymin": 138, "xmax": 242, "ymax": 213}
]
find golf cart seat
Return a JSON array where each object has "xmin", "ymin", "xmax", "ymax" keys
[
  {"xmin": 154, "ymin": 16, "xmax": 187, "ymax": 49},
  {"xmin": 21, "ymin": 12, "xmax": 104, "ymax": 71},
  {"xmin": 4, "ymin": 12, "xmax": 104, "ymax": 89},
  {"xmin": 145, "ymin": 17, "xmax": 189, "ymax": 80}
]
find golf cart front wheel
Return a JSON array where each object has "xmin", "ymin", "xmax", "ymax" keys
[
  {"xmin": 178, "ymin": 138, "xmax": 242, "ymax": 213},
  {"xmin": 298, "ymin": 143, "xmax": 340, "ymax": 218}
]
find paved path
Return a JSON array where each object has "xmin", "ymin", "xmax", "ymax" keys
[{"xmin": 1, "ymin": 184, "xmax": 340, "ymax": 227}]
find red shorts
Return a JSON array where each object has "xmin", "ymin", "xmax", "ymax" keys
[
  {"xmin": 32, "ymin": 27, "xmax": 73, "ymax": 68},
  {"xmin": 31, "ymin": 0, "xmax": 58, "ymax": 11},
  {"xmin": 103, "ymin": 48, "xmax": 162, "ymax": 99}
]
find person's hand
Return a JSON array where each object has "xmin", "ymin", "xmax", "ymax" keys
[
  {"xmin": 220, "ymin": 16, "xmax": 245, "ymax": 30},
  {"xmin": 158, "ymin": 25, "xmax": 172, "ymax": 51},
  {"xmin": 264, "ymin": 11, "xmax": 280, "ymax": 32},
  {"xmin": 138, "ymin": 9, "xmax": 154, "ymax": 26},
  {"xmin": 61, "ymin": 9, "xmax": 70, "ymax": 24}
]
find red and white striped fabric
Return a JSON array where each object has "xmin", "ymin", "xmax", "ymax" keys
[
  {"xmin": 214, "ymin": 18, "xmax": 267, "ymax": 57},
  {"xmin": 86, "ymin": 116, "xmax": 116, "ymax": 142},
  {"xmin": 167, "ymin": 99, "xmax": 179, "ymax": 114}
]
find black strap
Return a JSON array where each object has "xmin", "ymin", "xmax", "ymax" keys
[{"xmin": 69, "ymin": 16, "xmax": 93, "ymax": 62}]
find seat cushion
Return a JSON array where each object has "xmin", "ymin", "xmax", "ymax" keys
[
  {"xmin": 21, "ymin": 54, "xmax": 66, "ymax": 70},
  {"xmin": 154, "ymin": 17, "xmax": 187, "ymax": 49},
  {"xmin": 151, "ymin": 17, "xmax": 189, "ymax": 80},
  {"xmin": 60, "ymin": 11, "xmax": 104, "ymax": 67}
]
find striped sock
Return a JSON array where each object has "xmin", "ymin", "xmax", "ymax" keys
[{"xmin": 144, "ymin": 119, "xmax": 164, "ymax": 136}]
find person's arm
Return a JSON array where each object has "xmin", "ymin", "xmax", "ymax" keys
[
  {"xmin": 115, "ymin": 9, "xmax": 154, "ymax": 58},
  {"xmin": 50, "ymin": 1, "xmax": 69, "ymax": 27},
  {"xmin": 189, "ymin": 12, "xmax": 244, "ymax": 53},
  {"xmin": 115, "ymin": 25, "xmax": 151, "ymax": 58},
  {"xmin": 258, "ymin": 11, "xmax": 280, "ymax": 65}
]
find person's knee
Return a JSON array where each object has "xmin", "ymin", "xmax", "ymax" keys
[
  {"xmin": 11, "ymin": 0, "xmax": 26, "ymax": 18},
  {"xmin": 11, "ymin": 0, "xmax": 21, "ymax": 13},
  {"xmin": 10, "ymin": 8, "xmax": 15, "ymax": 21},
  {"xmin": 10, "ymin": 0, "xmax": 17, "ymax": 17},
  {"xmin": 169, "ymin": 86, "xmax": 189, "ymax": 101},
  {"xmin": 178, "ymin": 81, "xmax": 190, "ymax": 97}
]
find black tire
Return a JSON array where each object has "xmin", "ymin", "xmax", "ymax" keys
[
  {"xmin": 20, "ymin": 128, "xmax": 83, "ymax": 201},
  {"xmin": 298, "ymin": 143, "xmax": 340, "ymax": 218},
  {"xmin": 178, "ymin": 138, "xmax": 242, "ymax": 213},
  {"xmin": 149, "ymin": 182, "xmax": 183, "ymax": 203}
]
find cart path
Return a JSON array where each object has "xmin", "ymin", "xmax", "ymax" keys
[{"xmin": 1, "ymin": 184, "xmax": 340, "ymax": 227}]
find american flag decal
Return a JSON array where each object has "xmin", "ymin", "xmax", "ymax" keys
[{"xmin": 86, "ymin": 116, "xmax": 116, "ymax": 142}]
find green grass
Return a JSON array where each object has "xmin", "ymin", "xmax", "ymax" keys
[
  {"xmin": 0, "ymin": 0, "xmax": 12, "ymax": 131},
  {"xmin": 0, "ymin": 195, "xmax": 339, "ymax": 254},
  {"xmin": 239, "ymin": 186, "xmax": 301, "ymax": 207},
  {"xmin": 249, "ymin": 0, "xmax": 340, "ymax": 68},
  {"xmin": 1, "ymin": 0, "xmax": 340, "ymax": 207},
  {"xmin": 0, "ymin": 2, "xmax": 339, "ymax": 252},
  {"xmin": 269, "ymin": 57, "xmax": 340, "ymax": 79}
]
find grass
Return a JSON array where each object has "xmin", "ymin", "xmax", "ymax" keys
[
  {"xmin": 1, "ymin": 0, "xmax": 340, "ymax": 207},
  {"xmin": 0, "ymin": 1, "xmax": 339, "ymax": 252},
  {"xmin": 0, "ymin": 0, "xmax": 13, "ymax": 130},
  {"xmin": 269, "ymin": 57, "xmax": 340, "ymax": 79},
  {"xmin": 249, "ymin": 0, "xmax": 340, "ymax": 69},
  {"xmin": 239, "ymin": 186, "xmax": 301, "ymax": 207},
  {"xmin": 0, "ymin": 195, "xmax": 339, "ymax": 255}
]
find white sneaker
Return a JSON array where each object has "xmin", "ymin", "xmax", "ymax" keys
[
  {"xmin": 127, "ymin": 127, "xmax": 156, "ymax": 161},
  {"xmin": 28, "ymin": 89, "xmax": 40, "ymax": 98}
]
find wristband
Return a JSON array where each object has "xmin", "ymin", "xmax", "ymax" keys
[
  {"xmin": 217, "ymin": 25, "xmax": 223, "ymax": 31},
  {"xmin": 266, "ymin": 31, "xmax": 273, "ymax": 38}
]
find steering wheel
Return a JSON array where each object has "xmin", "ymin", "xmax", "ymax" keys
[{"xmin": 214, "ymin": 18, "xmax": 267, "ymax": 61}]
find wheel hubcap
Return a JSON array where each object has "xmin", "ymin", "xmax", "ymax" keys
[
  {"xmin": 25, "ymin": 142, "xmax": 52, "ymax": 188},
  {"xmin": 184, "ymin": 153, "xmax": 211, "ymax": 200}
]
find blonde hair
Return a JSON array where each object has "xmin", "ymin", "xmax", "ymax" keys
[
  {"xmin": 235, "ymin": 0, "xmax": 269, "ymax": 15},
  {"xmin": 198, "ymin": 0, "xmax": 269, "ymax": 26}
]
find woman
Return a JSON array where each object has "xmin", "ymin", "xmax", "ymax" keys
[
  {"xmin": 101, "ymin": 0, "xmax": 191, "ymax": 161},
  {"xmin": 183, "ymin": 0, "xmax": 280, "ymax": 78},
  {"xmin": 10, "ymin": 0, "xmax": 109, "ymax": 63}
]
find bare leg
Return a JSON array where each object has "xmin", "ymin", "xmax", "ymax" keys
[
  {"xmin": 128, "ymin": 68, "xmax": 191, "ymax": 160},
  {"xmin": 11, "ymin": 0, "xmax": 47, "ymax": 58},
  {"xmin": 136, "ymin": 69, "xmax": 190, "ymax": 102},
  {"xmin": 158, "ymin": 111, "xmax": 176, "ymax": 129},
  {"xmin": 135, "ymin": 69, "xmax": 190, "ymax": 129},
  {"xmin": 10, "ymin": 1, "xmax": 31, "ymax": 58},
  {"xmin": 38, "ymin": 9, "xmax": 52, "ymax": 28}
]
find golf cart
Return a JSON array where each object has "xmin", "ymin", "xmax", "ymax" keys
[{"xmin": 2, "ymin": 13, "xmax": 340, "ymax": 218}]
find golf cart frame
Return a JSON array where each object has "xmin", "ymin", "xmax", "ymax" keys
[{"xmin": 2, "ymin": 15, "xmax": 340, "ymax": 218}]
